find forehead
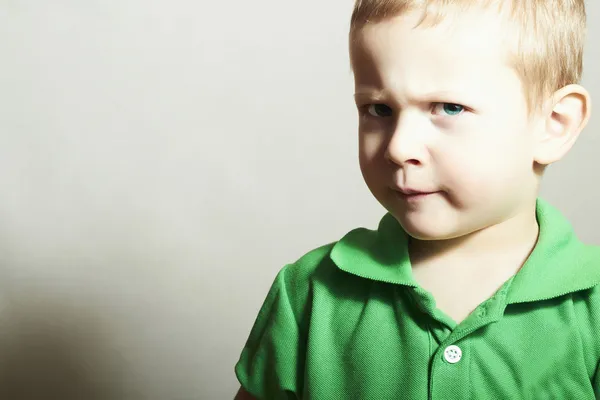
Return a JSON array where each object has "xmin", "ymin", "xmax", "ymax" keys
[{"xmin": 350, "ymin": 10, "xmax": 522, "ymax": 101}]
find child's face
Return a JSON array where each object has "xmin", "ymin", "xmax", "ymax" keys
[{"xmin": 350, "ymin": 9, "xmax": 541, "ymax": 241}]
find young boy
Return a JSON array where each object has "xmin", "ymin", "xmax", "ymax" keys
[{"xmin": 235, "ymin": 0, "xmax": 598, "ymax": 398}]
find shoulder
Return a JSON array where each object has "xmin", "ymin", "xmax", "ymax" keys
[
  {"xmin": 278, "ymin": 241, "xmax": 337, "ymax": 292},
  {"xmin": 275, "ymin": 223, "xmax": 384, "ymax": 322},
  {"xmin": 276, "ymin": 240, "xmax": 344, "ymax": 316},
  {"xmin": 574, "ymin": 243, "xmax": 600, "ymax": 300},
  {"xmin": 568, "ymin": 244, "xmax": 600, "ymax": 370},
  {"xmin": 280, "ymin": 220, "xmax": 385, "ymax": 293},
  {"xmin": 234, "ymin": 225, "xmax": 382, "ymax": 398},
  {"xmin": 571, "ymin": 243, "xmax": 600, "ymax": 305}
]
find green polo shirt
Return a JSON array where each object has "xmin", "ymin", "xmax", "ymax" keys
[{"xmin": 235, "ymin": 198, "xmax": 600, "ymax": 399}]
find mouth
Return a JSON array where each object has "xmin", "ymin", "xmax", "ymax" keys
[{"xmin": 391, "ymin": 187, "xmax": 439, "ymax": 201}]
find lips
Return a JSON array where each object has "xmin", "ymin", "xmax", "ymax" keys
[
  {"xmin": 398, "ymin": 188, "xmax": 430, "ymax": 195},
  {"xmin": 389, "ymin": 186, "xmax": 441, "ymax": 203},
  {"xmin": 392, "ymin": 187, "xmax": 436, "ymax": 196}
]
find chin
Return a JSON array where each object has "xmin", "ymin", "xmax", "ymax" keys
[
  {"xmin": 401, "ymin": 224, "xmax": 458, "ymax": 241},
  {"xmin": 392, "ymin": 211, "xmax": 463, "ymax": 241}
]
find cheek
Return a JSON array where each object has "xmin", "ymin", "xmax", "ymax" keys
[
  {"xmin": 437, "ymin": 127, "xmax": 533, "ymax": 196},
  {"xmin": 359, "ymin": 131, "xmax": 386, "ymax": 168}
]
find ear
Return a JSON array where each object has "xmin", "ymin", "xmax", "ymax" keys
[{"xmin": 533, "ymin": 84, "xmax": 591, "ymax": 165}]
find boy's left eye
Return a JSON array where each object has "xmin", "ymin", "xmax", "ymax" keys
[
  {"xmin": 432, "ymin": 103, "xmax": 465, "ymax": 116},
  {"xmin": 366, "ymin": 104, "xmax": 393, "ymax": 118}
]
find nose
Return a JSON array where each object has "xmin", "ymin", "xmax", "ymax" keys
[{"xmin": 384, "ymin": 112, "xmax": 425, "ymax": 167}]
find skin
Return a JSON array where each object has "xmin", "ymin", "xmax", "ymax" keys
[{"xmin": 235, "ymin": 6, "xmax": 590, "ymax": 399}]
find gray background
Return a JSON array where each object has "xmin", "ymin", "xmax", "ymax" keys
[{"xmin": 0, "ymin": 1, "xmax": 598, "ymax": 399}]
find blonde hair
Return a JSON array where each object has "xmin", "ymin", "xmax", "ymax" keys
[{"xmin": 349, "ymin": 0, "xmax": 586, "ymax": 113}]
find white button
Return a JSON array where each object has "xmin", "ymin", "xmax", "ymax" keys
[{"xmin": 444, "ymin": 345, "xmax": 462, "ymax": 364}]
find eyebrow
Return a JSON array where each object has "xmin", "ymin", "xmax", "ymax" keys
[
  {"xmin": 353, "ymin": 89, "xmax": 386, "ymax": 99},
  {"xmin": 353, "ymin": 88, "xmax": 472, "ymax": 103},
  {"xmin": 353, "ymin": 90, "xmax": 388, "ymax": 103}
]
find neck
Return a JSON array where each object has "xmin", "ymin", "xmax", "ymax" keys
[{"xmin": 409, "ymin": 203, "xmax": 540, "ymax": 266}]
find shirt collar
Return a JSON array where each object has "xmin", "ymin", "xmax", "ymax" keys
[{"xmin": 330, "ymin": 198, "xmax": 600, "ymax": 303}]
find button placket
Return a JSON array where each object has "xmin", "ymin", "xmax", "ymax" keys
[{"xmin": 430, "ymin": 341, "xmax": 470, "ymax": 399}]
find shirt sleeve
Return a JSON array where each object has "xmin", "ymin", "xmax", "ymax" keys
[{"xmin": 234, "ymin": 265, "xmax": 306, "ymax": 400}]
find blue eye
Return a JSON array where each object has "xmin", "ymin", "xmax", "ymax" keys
[
  {"xmin": 433, "ymin": 103, "xmax": 465, "ymax": 116},
  {"xmin": 367, "ymin": 104, "xmax": 393, "ymax": 117}
]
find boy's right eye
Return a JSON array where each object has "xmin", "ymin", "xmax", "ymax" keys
[{"xmin": 366, "ymin": 104, "xmax": 393, "ymax": 118}]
